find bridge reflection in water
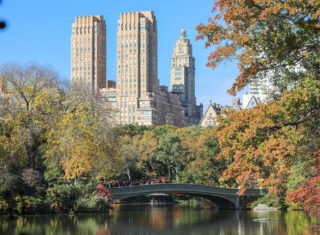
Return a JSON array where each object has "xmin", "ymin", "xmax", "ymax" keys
[
  {"xmin": 109, "ymin": 207, "xmax": 245, "ymax": 234},
  {"xmin": 109, "ymin": 183, "xmax": 265, "ymax": 209}
]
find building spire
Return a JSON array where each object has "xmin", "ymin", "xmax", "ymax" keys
[{"xmin": 180, "ymin": 28, "xmax": 186, "ymax": 38}]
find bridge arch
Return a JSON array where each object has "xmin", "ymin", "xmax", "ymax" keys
[
  {"xmin": 113, "ymin": 192, "xmax": 237, "ymax": 209},
  {"xmin": 108, "ymin": 183, "xmax": 264, "ymax": 210}
]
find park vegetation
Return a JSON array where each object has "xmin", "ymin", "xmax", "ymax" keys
[
  {"xmin": 196, "ymin": 0, "xmax": 320, "ymax": 225},
  {"xmin": 0, "ymin": 63, "xmax": 227, "ymax": 215},
  {"xmin": 0, "ymin": 1, "xmax": 318, "ymax": 227}
]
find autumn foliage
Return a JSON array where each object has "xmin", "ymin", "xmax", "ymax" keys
[
  {"xmin": 196, "ymin": 0, "xmax": 320, "ymax": 94},
  {"xmin": 215, "ymin": 78, "xmax": 320, "ymax": 204},
  {"xmin": 287, "ymin": 151, "xmax": 320, "ymax": 218},
  {"xmin": 96, "ymin": 181, "xmax": 112, "ymax": 200},
  {"xmin": 196, "ymin": 0, "xmax": 320, "ymax": 220}
]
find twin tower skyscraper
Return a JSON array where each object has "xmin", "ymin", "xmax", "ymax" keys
[{"xmin": 71, "ymin": 11, "xmax": 202, "ymax": 127}]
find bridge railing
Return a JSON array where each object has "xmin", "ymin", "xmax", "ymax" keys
[{"xmin": 108, "ymin": 183, "xmax": 265, "ymax": 197}]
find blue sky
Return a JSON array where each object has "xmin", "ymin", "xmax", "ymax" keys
[{"xmin": 0, "ymin": 0, "xmax": 246, "ymax": 108}]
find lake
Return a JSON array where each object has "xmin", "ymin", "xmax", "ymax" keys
[{"xmin": 0, "ymin": 205, "xmax": 316, "ymax": 235}]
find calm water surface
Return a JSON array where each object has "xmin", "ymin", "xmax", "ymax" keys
[{"xmin": 0, "ymin": 205, "xmax": 317, "ymax": 235}]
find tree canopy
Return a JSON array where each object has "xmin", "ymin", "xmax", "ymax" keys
[{"xmin": 196, "ymin": 0, "xmax": 320, "ymax": 95}]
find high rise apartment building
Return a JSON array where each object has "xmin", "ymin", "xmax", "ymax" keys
[
  {"xmin": 71, "ymin": 12, "xmax": 186, "ymax": 127},
  {"xmin": 70, "ymin": 15, "xmax": 107, "ymax": 92},
  {"xmin": 117, "ymin": 11, "xmax": 159, "ymax": 95},
  {"xmin": 242, "ymin": 77, "xmax": 272, "ymax": 109},
  {"xmin": 113, "ymin": 11, "xmax": 158, "ymax": 125},
  {"xmin": 170, "ymin": 29, "xmax": 202, "ymax": 125},
  {"xmin": 109, "ymin": 11, "xmax": 184, "ymax": 126}
]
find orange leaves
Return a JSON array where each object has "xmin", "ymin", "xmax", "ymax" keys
[
  {"xmin": 215, "ymin": 94, "xmax": 305, "ymax": 195},
  {"xmin": 289, "ymin": 7, "xmax": 297, "ymax": 16},
  {"xmin": 206, "ymin": 45, "xmax": 236, "ymax": 69},
  {"xmin": 197, "ymin": 0, "xmax": 320, "ymax": 95},
  {"xmin": 215, "ymin": 78, "xmax": 319, "ymax": 206}
]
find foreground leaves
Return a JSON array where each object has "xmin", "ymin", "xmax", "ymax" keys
[{"xmin": 216, "ymin": 79, "xmax": 320, "ymax": 207}]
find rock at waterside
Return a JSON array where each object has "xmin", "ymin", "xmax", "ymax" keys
[
  {"xmin": 253, "ymin": 204, "xmax": 278, "ymax": 211},
  {"xmin": 253, "ymin": 218, "xmax": 279, "ymax": 223}
]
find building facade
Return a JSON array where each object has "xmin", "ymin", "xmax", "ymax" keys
[
  {"xmin": 200, "ymin": 101, "xmax": 222, "ymax": 127},
  {"xmin": 70, "ymin": 15, "xmax": 107, "ymax": 93},
  {"xmin": 231, "ymin": 98, "xmax": 242, "ymax": 111},
  {"xmin": 170, "ymin": 29, "xmax": 202, "ymax": 125},
  {"xmin": 242, "ymin": 76, "xmax": 272, "ymax": 109},
  {"xmin": 98, "ymin": 11, "xmax": 185, "ymax": 127}
]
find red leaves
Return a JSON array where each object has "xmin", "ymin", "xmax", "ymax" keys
[
  {"xmin": 96, "ymin": 181, "xmax": 112, "ymax": 200},
  {"xmin": 288, "ymin": 176, "xmax": 320, "ymax": 217},
  {"xmin": 287, "ymin": 150, "xmax": 320, "ymax": 217}
]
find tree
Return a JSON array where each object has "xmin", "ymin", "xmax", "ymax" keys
[
  {"xmin": 196, "ymin": 0, "xmax": 320, "ymax": 95},
  {"xmin": 288, "ymin": 151, "xmax": 320, "ymax": 218},
  {"xmin": 0, "ymin": 63, "xmax": 62, "ymax": 169},
  {"xmin": 179, "ymin": 127, "xmax": 224, "ymax": 186},
  {"xmin": 118, "ymin": 135, "xmax": 140, "ymax": 181},
  {"xmin": 21, "ymin": 169, "xmax": 45, "ymax": 196},
  {"xmin": 44, "ymin": 95, "xmax": 119, "ymax": 181},
  {"xmin": 136, "ymin": 130, "xmax": 158, "ymax": 178},
  {"xmin": 155, "ymin": 133, "xmax": 183, "ymax": 182},
  {"xmin": 215, "ymin": 78, "xmax": 319, "ymax": 203}
]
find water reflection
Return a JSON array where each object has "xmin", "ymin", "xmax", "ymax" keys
[{"xmin": 0, "ymin": 205, "xmax": 316, "ymax": 235}]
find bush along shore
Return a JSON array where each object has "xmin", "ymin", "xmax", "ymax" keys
[{"xmin": 0, "ymin": 171, "xmax": 111, "ymax": 216}]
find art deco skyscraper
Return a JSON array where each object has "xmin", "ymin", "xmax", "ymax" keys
[
  {"xmin": 115, "ymin": 11, "xmax": 160, "ymax": 125},
  {"xmin": 170, "ymin": 29, "xmax": 197, "ymax": 125},
  {"xmin": 100, "ymin": 11, "xmax": 185, "ymax": 127},
  {"xmin": 70, "ymin": 15, "xmax": 106, "ymax": 92},
  {"xmin": 117, "ymin": 11, "xmax": 159, "ymax": 96}
]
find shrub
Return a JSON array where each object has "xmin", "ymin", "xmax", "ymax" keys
[
  {"xmin": 15, "ymin": 195, "xmax": 47, "ymax": 214},
  {"xmin": 0, "ymin": 196, "xmax": 9, "ymax": 215},
  {"xmin": 46, "ymin": 184, "xmax": 82, "ymax": 213},
  {"xmin": 74, "ymin": 196, "xmax": 91, "ymax": 213},
  {"xmin": 88, "ymin": 195, "xmax": 110, "ymax": 212},
  {"xmin": 74, "ymin": 193, "xmax": 110, "ymax": 213},
  {"xmin": 21, "ymin": 169, "xmax": 46, "ymax": 196},
  {"xmin": 0, "ymin": 169, "xmax": 21, "ymax": 198},
  {"xmin": 46, "ymin": 183, "xmax": 96, "ymax": 213}
]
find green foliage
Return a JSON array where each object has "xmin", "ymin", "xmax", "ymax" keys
[
  {"xmin": 115, "ymin": 124, "xmax": 153, "ymax": 137},
  {"xmin": 74, "ymin": 195, "xmax": 109, "ymax": 213},
  {"xmin": 21, "ymin": 169, "xmax": 46, "ymax": 196},
  {"xmin": 155, "ymin": 133, "xmax": 183, "ymax": 182},
  {"xmin": 0, "ymin": 61, "xmax": 317, "ymax": 220},
  {"xmin": 0, "ymin": 196, "xmax": 9, "ymax": 215},
  {"xmin": 43, "ymin": 163, "xmax": 64, "ymax": 185},
  {"xmin": 250, "ymin": 194, "xmax": 287, "ymax": 210},
  {"xmin": 15, "ymin": 195, "xmax": 48, "ymax": 214},
  {"xmin": 153, "ymin": 125, "xmax": 177, "ymax": 136},
  {"xmin": 46, "ymin": 184, "xmax": 83, "ymax": 213},
  {"xmin": 0, "ymin": 169, "xmax": 21, "ymax": 197},
  {"xmin": 46, "ymin": 183, "xmax": 109, "ymax": 214}
]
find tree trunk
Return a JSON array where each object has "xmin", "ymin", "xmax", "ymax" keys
[
  {"xmin": 126, "ymin": 168, "xmax": 131, "ymax": 182},
  {"xmin": 27, "ymin": 151, "xmax": 35, "ymax": 169},
  {"xmin": 149, "ymin": 159, "xmax": 154, "ymax": 172},
  {"xmin": 175, "ymin": 166, "xmax": 179, "ymax": 182}
]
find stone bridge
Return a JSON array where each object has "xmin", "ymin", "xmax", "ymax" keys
[{"xmin": 108, "ymin": 183, "xmax": 265, "ymax": 209}]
